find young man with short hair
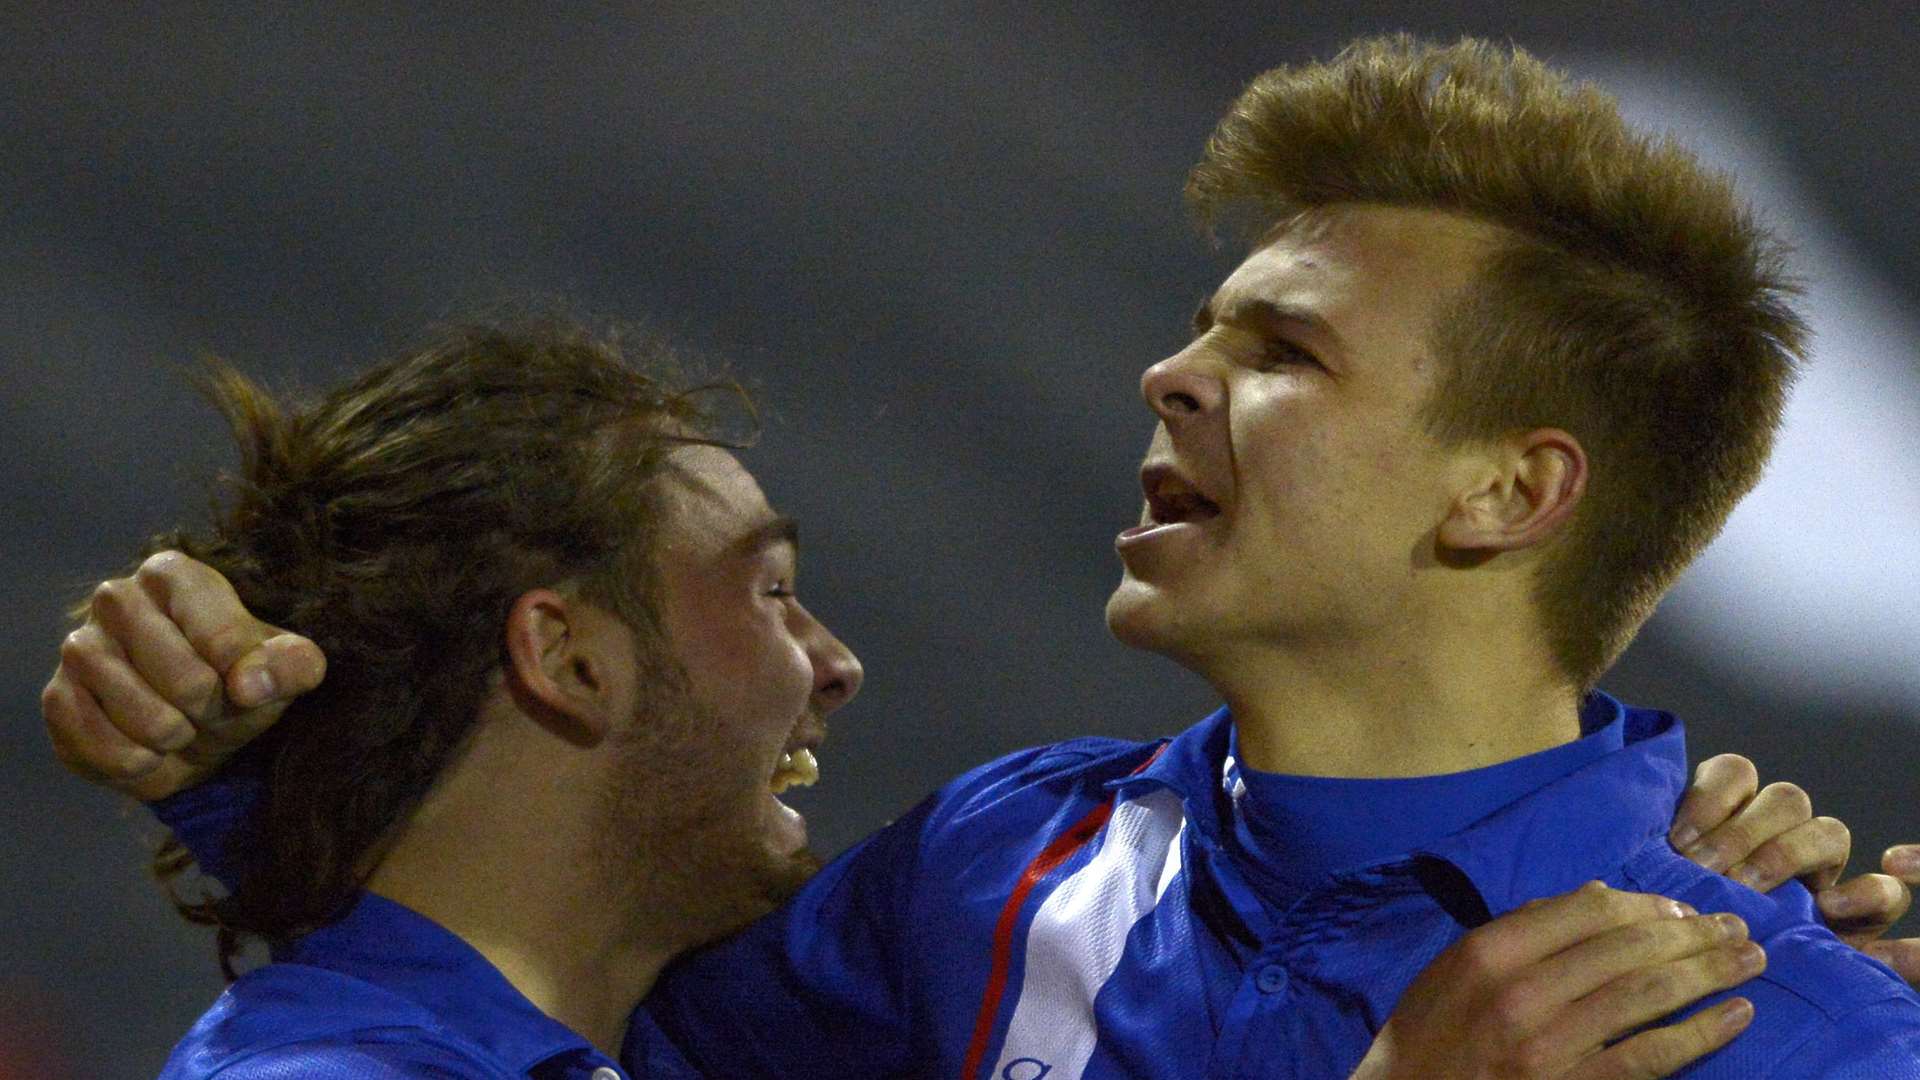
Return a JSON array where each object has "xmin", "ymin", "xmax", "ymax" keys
[{"xmin": 630, "ymin": 36, "xmax": 1920, "ymax": 1076}]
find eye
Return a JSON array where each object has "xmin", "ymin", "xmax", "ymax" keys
[
  {"xmin": 766, "ymin": 581, "xmax": 796, "ymax": 599},
  {"xmin": 1261, "ymin": 339, "xmax": 1322, "ymax": 370}
]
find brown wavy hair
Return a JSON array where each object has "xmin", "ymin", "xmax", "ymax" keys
[
  {"xmin": 147, "ymin": 316, "xmax": 752, "ymax": 977},
  {"xmin": 1185, "ymin": 34, "xmax": 1808, "ymax": 688}
]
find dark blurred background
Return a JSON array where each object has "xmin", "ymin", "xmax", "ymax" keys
[{"xmin": 4, "ymin": 3, "xmax": 1916, "ymax": 1075}]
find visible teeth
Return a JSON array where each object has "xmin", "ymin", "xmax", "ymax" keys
[
  {"xmin": 770, "ymin": 747, "xmax": 820, "ymax": 794},
  {"xmin": 1151, "ymin": 493, "xmax": 1214, "ymax": 524}
]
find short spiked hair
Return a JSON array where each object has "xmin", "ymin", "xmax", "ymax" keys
[{"xmin": 1187, "ymin": 35, "xmax": 1806, "ymax": 686}]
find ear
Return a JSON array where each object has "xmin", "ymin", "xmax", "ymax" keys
[
  {"xmin": 1436, "ymin": 428, "xmax": 1588, "ymax": 557},
  {"xmin": 501, "ymin": 589, "xmax": 628, "ymax": 747}
]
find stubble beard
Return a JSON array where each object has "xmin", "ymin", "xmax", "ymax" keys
[{"xmin": 591, "ymin": 677, "xmax": 822, "ymax": 953}]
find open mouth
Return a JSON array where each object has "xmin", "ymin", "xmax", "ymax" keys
[
  {"xmin": 770, "ymin": 747, "xmax": 820, "ymax": 795},
  {"xmin": 1143, "ymin": 465, "xmax": 1222, "ymax": 526},
  {"xmin": 765, "ymin": 737, "xmax": 824, "ymax": 854},
  {"xmin": 1147, "ymin": 489, "xmax": 1220, "ymax": 526}
]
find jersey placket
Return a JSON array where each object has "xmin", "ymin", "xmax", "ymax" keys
[{"xmin": 1208, "ymin": 861, "xmax": 1448, "ymax": 1079}]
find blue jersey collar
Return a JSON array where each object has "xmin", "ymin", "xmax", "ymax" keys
[
  {"xmin": 280, "ymin": 892, "xmax": 604, "ymax": 1075},
  {"xmin": 1416, "ymin": 701, "xmax": 1689, "ymax": 918},
  {"xmin": 1114, "ymin": 692, "xmax": 1690, "ymax": 922}
]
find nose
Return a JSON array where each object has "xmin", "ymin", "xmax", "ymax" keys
[
  {"xmin": 804, "ymin": 611, "xmax": 864, "ymax": 716},
  {"xmin": 1140, "ymin": 345, "xmax": 1224, "ymax": 424}
]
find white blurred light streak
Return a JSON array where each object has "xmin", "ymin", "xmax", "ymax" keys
[{"xmin": 1599, "ymin": 65, "xmax": 1920, "ymax": 707}]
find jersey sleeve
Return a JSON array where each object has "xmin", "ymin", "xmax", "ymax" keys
[
  {"xmin": 148, "ymin": 751, "xmax": 266, "ymax": 892},
  {"xmin": 628, "ymin": 738, "xmax": 1134, "ymax": 1079},
  {"xmin": 632, "ymin": 794, "xmax": 938, "ymax": 1077}
]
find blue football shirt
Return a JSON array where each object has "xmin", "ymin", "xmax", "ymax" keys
[
  {"xmin": 158, "ymin": 695, "xmax": 1920, "ymax": 1077},
  {"xmin": 639, "ymin": 697, "xmax": 1920, "ymax": 1077},
  {"xmin": 152, "ymin": 888, "xmax": 695, "ymax": 1079}
]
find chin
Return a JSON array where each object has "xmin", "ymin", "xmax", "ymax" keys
[
  {"xmin": 673, "ymin": 836, "xmax": 825, "ymax": 948},
  {"xmin": 1108, "ymin": 577, "xmax": 1238, "ymax": 676},
  {"xmin": 763, "ymin": 846, "xmax": 823, "ymax": 904},
  {"xmin": 734, "ymin": 847, "xmax": 823, "ymax": 929},
  {"xmin": 1105, "ymin": 579, "xmax": 1183, "ymax": 655}
]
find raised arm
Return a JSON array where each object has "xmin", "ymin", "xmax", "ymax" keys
[{"xmin": 42, "ymin": 550, "xmax": 1920, "ymax": 982}]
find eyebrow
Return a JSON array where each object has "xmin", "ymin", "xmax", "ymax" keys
[
  {"xmin": 733, "ymin": 514, "xmax": 800, "ymax": 557},
  {"xmin": 1192, "ymin": 296, "xmax": 1347, "ymax": 360}
]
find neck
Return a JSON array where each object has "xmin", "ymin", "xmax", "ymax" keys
[
  {"xmin": 365, "ymin": 725, "xmax": 683, "ymax": 1058},
  {"xmin": 1210, "ymin": 620, "xmax": 1583, "ymax": 778},
  {"xmin": 368, "ymin": 852, "xmax": 673, "ymax": 1058}
]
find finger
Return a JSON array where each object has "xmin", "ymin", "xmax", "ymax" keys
[
  {"xmin": 225, "ymin": 632, "xmax": 328, "ymax": 710},
  {"xmin": 87, "ymin": 575, "xmax": 226, "ymax": 727},
  {"xmin": 1683, "ymin": 781, "xmax": 1810, "ymax": 875},
  {"xmin": 1725, "ymin": 816, "xmax": 1848, "ymax": 894},
  {"xmin": 45, "ymin": 653, "xmax": 273, "ymax": 802},
  {"xmin": 1863, "ymin": 940, "xmax": 1920, "ymax": 988},
  {"xmin": 45, "ymin": 653, "xmax": 267, "ymax": 802},
  {"xmin": 41, "ymin": 668, "xmax": 163, "ymax": 784},
  {"xmin": 1522, "ymin": 914, "xmax": 1749, "ymax": 1011},
  {"xmin": 1884, "ymin": 845, "xmax": 1920, "ymax": 884},
  {"xmin": 1463, "ymin": 882, "xmax": 1694, "ymax": 974},
  {"xmin": 180, "ymin": 694, "xmax": 295, "ymax": 769},
  {"xmin": 1820, "ymin": 873, "xmax": 1912, "ymax": 939},
  {"xmin": 1571, "ymin": 998, "xmax": 1752, "ymax": 1080},
  {"xmin": 1546, "ymin": 941, "xmax": 1765, "ymax": 1067},
  {"xmin": 56, "ymin": 623, "xmax": 196, "ymax": 753},
  {"xmin": 135, "ymin": 551, "xmax": 283, "ymax": 679},
  {"xmin": 110, "ymin": 755, "xmax": 209, "ymax": 804},
  {"xmin": 1670, "ymin": 754, "xmax": 1759, "ymax": 853}
]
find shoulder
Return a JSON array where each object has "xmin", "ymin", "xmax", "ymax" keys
[
  {"xmin": 1623, "ymin": 841, "xmax": 1920, "ymax": 1018},
  {"xmin": 641, "ymin": 734, "xmax": 1174, "ymax": 1073},
  {"xmin": 1706, "ymin": 936, "xmax": 1920, "ymax": 1078},
  {"xmin": 746, "ymin": 734, "xmax": 1162, "ymax": 914},
  {"xmin": 921, "ymin": 735, "xmax": 1165, "ymax": 835},
  {"xmin": 165, "ymin": 1039, "xmax": 505, "ymax": 1079},
  {"xmin": 1620, "ymin": 842, "xmax": 1920, "ymax": 1077},
  {"xmin": 159, "ymin": 964, "xmax": 507, "ymax": 1080}
]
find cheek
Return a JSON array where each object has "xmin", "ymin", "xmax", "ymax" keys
[
  {"xmin": 765, "ymin": 633, "xmax": 814, "ymax": 704},
  {"xmin": 1230, "ymin": 431, "xmax": 1421, "ymax": 585},
  {"xmin": 719, "ymin": 613, "xmax": 814, "ymax": 721},
  {"xmin": 669, "ymin": 610, "xmax": 776, "ymax": 710},
  {"xmin": 1236, "ymin": 427, "xmax": 1335, "ymax": 530}
]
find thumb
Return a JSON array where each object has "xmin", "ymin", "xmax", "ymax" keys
[
  {"xmin": 224, "ymin": 631, "xmax": 327, "ymax": 709},
  {"xmin": 1884, "ymin": 845, "xmax": 1920, "ymax": 884}
]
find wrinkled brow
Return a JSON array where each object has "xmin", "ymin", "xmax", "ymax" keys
[
  {"xmin": 1194, "ymin": 295, "xmax": 1340, "ymax": 341},
  {"xmin": 1191, "ymin": 296, "xmax": 1213, "ymax": 336}
]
